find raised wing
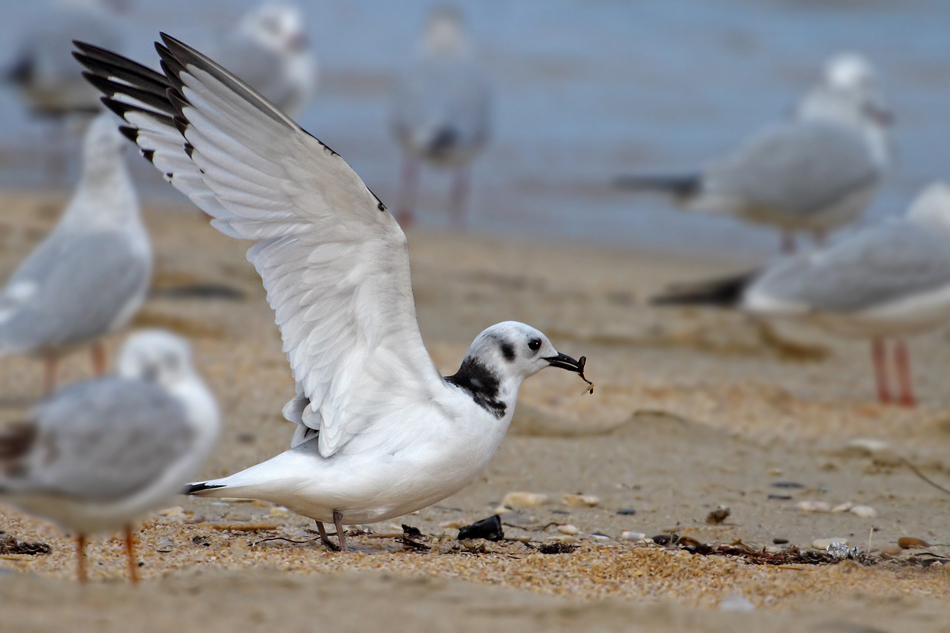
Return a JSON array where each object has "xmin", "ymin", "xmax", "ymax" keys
[{"xmin": 75, "ymin": 35, "xmax": 444, "ymax": 457}]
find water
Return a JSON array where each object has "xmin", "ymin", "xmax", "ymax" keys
[{"xmin": 0, "ymin": 0, "xmax": 947, "ymax": 258}]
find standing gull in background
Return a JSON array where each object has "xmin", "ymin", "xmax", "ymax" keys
[
  {"xmin": 75, "ymin": 34, "xmax": 588, "ymax": 551},
  {"xmin": 0, "ymin": 330, "xmax": 220, "ymax": 583},
  {"xmin": 653, "ymin": 183, "xmax": 950, "ymax": 407},
  {"xmin": 616, "ymin": 53, "xmax": 893, "ymax": 253},
  {"xmin": 391, "ymin": 7, "xmax": 491, "ymax": 228},
  {"xmin": 212, "ymin": 1, "xmax": 318, "ymax": 118},
  {"xmin": 0, "ymin": 113, "xmax": 152, "ymax": 394}
]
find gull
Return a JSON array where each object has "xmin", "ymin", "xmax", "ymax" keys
[
  {"xmin": 4, "ymin": 0, "xmax": 126, "ymax": 119},
  {"xmin": 0, "ymin": 330, "xmax": 220, "ymax": 583},
  {"xmin": 653, "ymin": 183, "xmax": 950, "ymax": 407},
  {"xmin": 74, "ymin": 34, "xmax": 589, "ymax": 551},
  {"xmin": 615, "ymin": 53, "xmax": 893, "ymax": 253},
  {"xmin": 391, "ymin": 7, "xmax": 491, "ymax": 228},
  {"xmin": 212, "ymin": 1, "xmax": 318, "ymax": 118},
  {"xmin": 0, "ymin": 113, "xmax": 152, "ymax": 394}
]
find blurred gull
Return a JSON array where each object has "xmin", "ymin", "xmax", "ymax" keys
[
  {"xmin": 653, "ymin": 183, "xmax": 950, "ymax": 407},
  {"xmin": 391, "ymin": 7, "xmax": 491, "ymax": 228},
  {"xmin": 0, "ymin": 113, "xmax": 152, "ymax": 394},
  {"xmin": 75, "ymin": 34, "xmax": 588, "ymax": 551},
  {"xmin": 0, "ymin": 330, "xmax": 220, "ymax": 583},
  {"xmin": 212, "ymin": 1, "xmax": 318, "ymax": 118},
  {"xmin": 616, "ymin": 53, "xmax": 893, "ymax": 253},
  {"xmin": 4, "ymin": 0, "xmax": 126, "ymax": 118}
]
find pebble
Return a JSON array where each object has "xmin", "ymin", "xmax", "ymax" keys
[
  {"xmin": 898, "ymin": 537, "xmax": 930, "ymax": 550},
  {"xmin": 557, "ymin": 524, "xmax": 579, "ymax": 535},
  {"xmin": 843, "ymin": 438, "xmax": 901, "ymax": 466},
  {"xmin": 438, "ymin": 519, "xmax": 470, "ymax": 530},
  {"xmin": 268, "ymin": 506, "xmax": 290, "ymax": 518},
  {"xmin": 545, "ymin": 535, "xmax": 578, "ymax": 544},
  {"xmin": 880, "ymin": 545, "xmax": 903, "ymax": 557},
  {"xmin": 849, "ymin": 505, "xmax": 877, "ymax": 519},
  {"xmin": 797, "ymin": 500, "xmax": 831, "ymax": 513},
  {"xmin": 831, "ymin": 502, "xmax": 853, "ymax": 513},
  {"xmin": 771, "ymin": 482, "xmax": 804, "ymax": 489},
  {"xmin": 501, "ymin": 492, "xmax": 549, "ymax": 508},
  {"xmin": 620, "ymin": 531, "xmax": 647, "ymax": 541},
  {"xmin": 719, "ymin": 593, "xmax": 756, "ymax": 613},
  {"xmin": 768, "ymin": 494, "xmax": 792, "ymax": 500},
  {"xmin": 772, "ymin": 538, "xmax": 789, "ymax": 545},
  {"xmin": 616, "ymin": 509, "xmax": 636, "ymax": 516},
  {"xmin": 562, "ymin": 493, "xmax": 599, "ymax": 507},
  {"xmin": 589, "ymin": 533, "xmax": 610, "ymax": 541},
  {"xmin": 812, "ymin": 538, "xmax": 848, "ymax": 550},
  {"xmin": 154, "ymin": 539, "xmax": 174, "ymax": 553}
]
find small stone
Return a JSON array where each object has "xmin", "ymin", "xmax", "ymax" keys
[
  {"xmin": 772, "ymin": 538, "xmax": 789, "ymax": 545},
  {"xmin": 562, "ymin": 493, "xmax": 599, "ymax": 507},
  {"xmin": 832, "ymin": 502, "xmax": 853, "ymax": 513},
  {"xmin": 719, "ymin": 593, "xmax": 755, "ymax": 612},
  {"xmin": 798, "ymin": 500, "xmax": 831, "ymax": 513},
  {"xmin": 556, "ymin": 524, "xmax": 579, "ymax": 535},
  {"xmin": 771, "ymin": 481, "xmax": 804, "ymax": 489},
  {"xmin": 768, "ymin": 468, "xmax": 782, "ymax": 476},
  {"xmin": 898, "ymin": 537, "xmax": 930, "ymax": 550},
  {"xmin": 154, "ymin": 539, "xmax": 174, "ymax": 553},
  {"xmin": 880, "ymin": 545, "xmax": 903, "ymax": 557},
  {"xmin": 545, "ymin": 535, "xmax": 577, "ymax": 544},
  {"xmin": 268, "ymin": 506, "xmax": 290, "ymax": 518},
  {"xmin": 506, "ymin": 534, "xmax": 531, "ymax": 543},
  {"xmin": 589, "ymin": 533, "xmax": 610, "ymax": 541},
  {"xmin": 812, "ymin": 537, "xmax": 848, "ymax": 550},
  {"xmin": 842, "ymin": 439, "xmax": 901, "ymax": 466},
  {"xmin": 616, "ymin": 509, "xmax": 636, "ymax": 515},
  {"xmin": 620, "ymin": 531, "xmax": 647, "ymax": 541},
  {"xmin": 768, "ymin": 494, "xmax": 792, "ymax": 500},
  {"xmin": 501, "ymin": 492, "xmax": 549, "ymax": 508},
  {"xmin": 849, "ymin": 505, "xmax": 877, "ymax": 519},
  {"xmin": 158, "ymin": 506, "xmax": 185, "ymax": 518},
  {"xmin": 439, "ymin": 519, "xmax": 469, "ymax": 529}
]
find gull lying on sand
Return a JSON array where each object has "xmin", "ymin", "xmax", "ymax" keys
[
  {"xmin": 0, "ymin": 330, "xmax": 220, "ymax": 582},
  {"xmin": 75, "ymin": 34, "xmax": 589, "ymax": 551},
  {"xmin": 653, "ymin": 183, "xmax": 950, "ymax": 407},
  {"xmin": 0, "ymin": 113, "xmax": 152, "ymax": 394},
  {"xmin": 616, "ymin": 53, "xmax": 893, "ymax": 253},
  {"xmin": 391, "ymin": 7, "xmax": 490, "ymax": 228}
]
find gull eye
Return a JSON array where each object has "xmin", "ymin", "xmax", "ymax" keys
[{"xmin": 528, "ymin": 338, "xmax": 541, "ymax": 352}]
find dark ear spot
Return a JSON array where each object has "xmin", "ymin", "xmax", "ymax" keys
[{"xmin": 500, "ymin": 342, "xmax": 515, "ymax": 362}]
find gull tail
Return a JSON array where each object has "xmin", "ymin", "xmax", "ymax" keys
[
  {"xmin": 651, "ymin": 270, "xmax": 759, "ymax": 308},
  {"xmin": 613, "ymin": 173, "xmax": 702, "ymax": 200}
]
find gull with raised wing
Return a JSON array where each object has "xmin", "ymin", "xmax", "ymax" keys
[
  {"xmin": 653, "ymin": 183, "xmax": 950, "ymax": 407},
  {"xmin": 0, "ymin": 113, "xmax": 152, "ymax": 394},
  {"xmin": 391, "ymin": 7, "xmax": 490, "ymax": 228},
  {"xmin": 616, "ymin": 53, "xmax": 893, "ymax": 253},
  {"xmin": 74, "ymin": 34, "xmax": 589, "ymax": 551},
  {"xmin": 0, "ymin": 330, "xmax": 220, "ymax": 582}
]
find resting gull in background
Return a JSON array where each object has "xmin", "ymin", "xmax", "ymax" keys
[
  {"xmin": 616, "ymin": 52, "xmax": 893, "ymax": 253},
  {"xmin": 0, "ymin": 113, "xmax": 152, "ymax": 394},
  {"xmin": 0, "ymin": 330, "xmax": 220, "ymax": 582},
  {"xmin": 391, "ymin": 7, "xmax": 491, "ymax": 228},
  {"xmin": 75, "ymin": 34, "xmax": 589, "ymax": 552},
  {"xmin": 211, "ymin": 1, "xmax": 318, "ymax": 118},
  {"xmin": 653, "ymin": 182, "xmax": 950, "ymax": 407}
]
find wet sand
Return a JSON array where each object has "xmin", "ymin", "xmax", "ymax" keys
[{"xmin": 2, "ymin": 192, "xmax": 950, "ymax": 631}]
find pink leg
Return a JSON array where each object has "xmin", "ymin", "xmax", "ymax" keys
[
  {"xmin": 90, "ymin": 341, "xmax": 107, "ymax": 377},
  {"xmin": 871, "ymin": 339, "xmax": 891, "ymax": 405},
  {"xmin": 395, "ymin": 158, "xmax": 419, "ymax": 228},
  {"xmin": 780, "ymin": 231, "xmax": 796, "ymax": 254},
  {"xmin": 894, "ymin": 339, "xmax": 915, "ymax": 408},
  {"xmin": 449, "ymin": 167, "xmax": 470, "ymax": 229},
  {"xmin": 125, "ymin": 525, "xmax": 139, "ymax": 584},
  {"xmin": 43, "ymin": 355, "xmax": 57, "ymax": 396}
]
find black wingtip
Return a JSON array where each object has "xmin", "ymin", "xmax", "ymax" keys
[{"xmin": 183, "ymin": 482, "xmax": 225, "ymax": 495}]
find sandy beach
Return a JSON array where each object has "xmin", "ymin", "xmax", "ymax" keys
[{"xmin": 2, "ymin": 192, "xmax": 950, "ymax": 631}]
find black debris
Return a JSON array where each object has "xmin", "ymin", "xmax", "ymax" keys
[
  {"xmin": 457, "ymin": 515, "xmax": 504, "ymax": 541},
  {"xmin": 0, "ymin": 534, "xmax": 51, "ymax": 556},
  {"xmin": 401, "ymin": 524, "xmax": 422, "ymax": 537},
  {"xmin": 771, "ymin": 481, "xmax": 805, "ymax": 489},
  {"xmin": 616, "ymin": 509, "xmax": 637, "ymax": 516},
  {"xmin": 537, "ymin": 541, "xmax": 578, "ymax": 554},
  {"xmin": 768, "ymin": 494, "xmax": 793, "ymax": 500},
  {"xmin": 706, "ymin": 506, "xmax": 731, "ymax": 525},
  {"xmin": 773, "ymin": 538, "xmax": 789, "ymax": 545}
]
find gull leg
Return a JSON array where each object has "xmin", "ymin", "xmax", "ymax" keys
[
  {"xmin": 395, "ymin": 158, "xmax": 419, "ymax": 227},
  {"xmin": 894, "ymin": 339, "xmax": 915, "ymax": 408},
  {"xmin": 333, "ymin": 510, "xmax": 347, "ymax": 552},
  {"xmin": 780, "ymin": 231, "xmax": 796, "ymax": 254},
  {"xmin": 76, "ymin": 534, "xmax": 87, "ymax": 583},
  {"xmin": 449, "ymin": 166, "xmax": 470, "ymax": 229},
  {"xmin": 315, "ymin": 520, "xmax": 337, "ymax": 551},
  {"xmin": 124, "ymin": 525, "xmax": 139, "ymax": 584},
  {"xmin": 90, "ymin": 341, "xmax": 107, "ymax": 376},
  {"xmin": 871, "ymin": 339, "xmax": 891, "ymax": 405},
  {"xmin": 43, "ymin": 355, "xmax": 58, "ymax": 396}
]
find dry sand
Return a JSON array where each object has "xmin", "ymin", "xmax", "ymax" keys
[{"xmin": 1, "ymin": 192, "xmax": 950, "ymax": 632}]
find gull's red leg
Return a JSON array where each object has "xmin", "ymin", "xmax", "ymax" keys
[
  {"xmin": 894, "ymin": 339, "xmax": 915, "ymax": 408},
  {"xmin": 871, "ymin": 339, "xmax": 891, "ymax": 405}
]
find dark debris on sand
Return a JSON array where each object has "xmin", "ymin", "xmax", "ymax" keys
[{"xmin": 0, "ymin": 533, "xmax": 51, "ymax": 556}]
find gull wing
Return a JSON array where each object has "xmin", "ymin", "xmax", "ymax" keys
[{"xmin": 75, "ymin": 35, "xmax": 444, "ymax": 458}]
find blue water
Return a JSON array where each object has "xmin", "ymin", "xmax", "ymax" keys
[{"xmin": 0, "ymin": 0, "xmax": 947, "ymax": 258}]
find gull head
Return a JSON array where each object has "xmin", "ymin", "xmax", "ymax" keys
[
  {"xmin": 240, "ymin": 2, "xmax": 309, "ymax": 54},
  {"xmin": 82, "ymin": 113, "xmax": 128, "ymax": 173},
  {"xmin": 799, "ymin": 52, "xmax": 892, "ymax": 131},
  {"xmin": 422, "ymin": 6, "xmax": 469, "ymax": 57},
  {"xmin": 118, "ymin": 330, "xmax": 197, "ymax": 388},
  {"xmin": 908, "ymin": 181, "xmax": 950, "ymax": 234},
  {"xmin": 464, "ymin": 321, "xmax": 585, "ymax": 384}
]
